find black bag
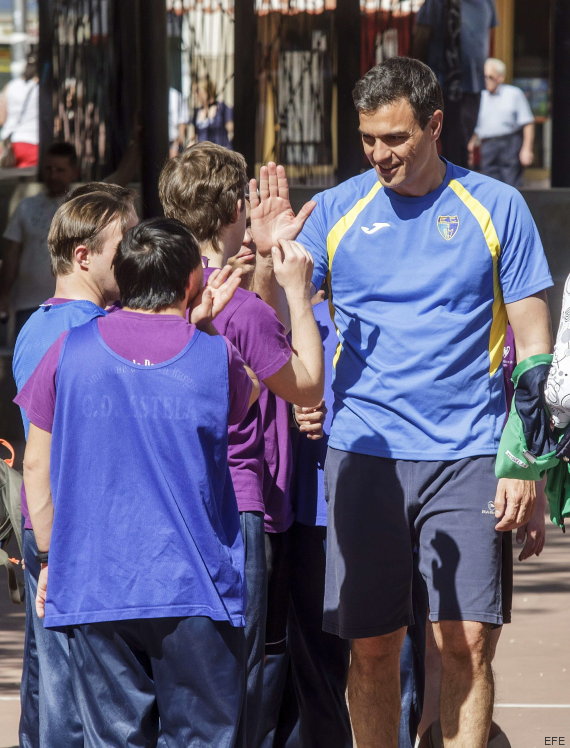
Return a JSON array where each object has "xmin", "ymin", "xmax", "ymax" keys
[{"xmin": 0, "ymin": 136, "xmax": 16, "ymax": 168}]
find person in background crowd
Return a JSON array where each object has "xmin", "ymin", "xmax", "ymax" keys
[
  {"xmin": 0, "ymin": 143, "xmax": 79, "ymax": 334},
  {"xmin": 189, "ymin": 76, "xmax": 234, "ymax": 149},
  {"xmin": 469, "ymin": 58, "xmax": 535, "ymax": 188},
  {"xmin": 0, "ymin": 55, "xmax": 39, "ymax": 168},
  {"xmin": 169, "ymin": 87, "xmax": 189, "ymax": 158}
]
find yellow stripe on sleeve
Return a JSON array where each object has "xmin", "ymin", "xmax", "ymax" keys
[
  {"xmin": 448, "ymin": 179, "xmax": 507, "ymax": 376},
  {"xmin": 325, "ymin": 180, "xmax": 382, "ymax": 368},
  {"xmin": 325, "ymin": 180, "xmax": 383, "ymax": 271}
]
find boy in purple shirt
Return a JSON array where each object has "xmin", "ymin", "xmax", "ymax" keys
[
  {"xmin": 19, "ymin": 218, "xmax": 258, "ymax": 746},
  {"xmin": 159, "ymin": 143, "xmax": 323, "ymax": 744}
]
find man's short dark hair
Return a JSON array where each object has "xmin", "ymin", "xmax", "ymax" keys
[
  {"xmin": 46, "ymin": 141, "xmax": 78, "ymax": 166},
  {"xmin": 114, "ymin": 218, "xmax": 202, "ymax": 312},
  {"xmin": 352, "ymin": 57, "xmax": 444, "ymax": 129}
]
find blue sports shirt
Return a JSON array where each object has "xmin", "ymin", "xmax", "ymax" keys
[
  {"xmin": 298, "ymin": 160, "xmax": 552, "ymax": 461},
  {"xmin": 13, "ymin": 299, "xmax": 106, "ymax": 437}
]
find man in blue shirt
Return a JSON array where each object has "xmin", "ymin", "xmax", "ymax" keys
[{"xmin": 297, "ymin": 57, "xmax": 552, "ymax": 747}]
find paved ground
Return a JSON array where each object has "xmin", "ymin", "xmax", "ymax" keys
[{"xmin": 0, "ymin": 518, "xmax": 568, "ymax": 747}]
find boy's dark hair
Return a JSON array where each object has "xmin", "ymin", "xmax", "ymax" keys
[
  {"xmin": 158, "ymin": 141, "xmax": 247, "ymax": 254},
  {"xmin": 352, "ymin": 57, "xmax": 444, "ymax": 129},
  {"xmin": 46, "ymin": 141, "xmax": 79, "ymax": 166},
  {"xmin": 48, "ymin": 189, "xmax": 136, "ymax": 275},
  {"xmin": 114, "ymin": 218, "xmax": 201, "ymax": 312}
]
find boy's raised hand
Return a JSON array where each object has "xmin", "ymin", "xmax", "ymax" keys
[
  {"xmin": 249, "ymin": 162, "xmax": 315, "ymax": 257},
  {"xmin": 190, "ymin": 265, "xmax": 242, "ymax": 330},
  {"xmin": 271, "ymin": 239, "xmax": 313, "ymax": 301}
]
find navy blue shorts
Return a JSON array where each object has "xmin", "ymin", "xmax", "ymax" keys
[{"xmin": 323, "ymin": 449, "xmax": 503, "ymax": 639}]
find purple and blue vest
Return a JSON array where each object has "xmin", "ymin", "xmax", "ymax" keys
[{"xmin": 45, "ymin": 319, "xmax": 245, "ymax": 629}]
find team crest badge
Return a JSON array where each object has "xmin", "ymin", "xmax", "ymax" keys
[{"xmin": 437, "ymin": 215, "xmax": 459, "ymax": 240}]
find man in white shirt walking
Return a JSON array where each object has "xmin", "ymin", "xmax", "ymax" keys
[{"xmin": 470, "ymin": 57, "xmax": 535, "ymax": 187}]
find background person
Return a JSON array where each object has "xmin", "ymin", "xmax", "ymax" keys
[
  {"xmin": 189, "ymin": 76, "xmax": 234, "ymax": 149},
  {"xmin": 0, "ymin": 142, "xmax": 79, "ymax": 334},
  {"xmin": 469, "ymin": 58, "xmax": 535, "ymax": 188},
  {"xmin": 0, "ymin": 56, "xmax": 39, "ymax": 168},
  {"xmin": 169, "ymin": 87, "xmax": 189, "ymax": 158}
]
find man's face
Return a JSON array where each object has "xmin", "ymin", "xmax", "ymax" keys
[
  {"xmin": 90, "ymin": 208, "xmax": 138, "ymax": 304},
  {"xmin": 484, "ymin": 63, "xmax": 503, "ymax": 94},
  {"xmin": 42, "ymin": 155, "xmax": 78, "ymax": 197},
  {"xmin": 359, "ymin": 98, "xmax": 440, "ymax": 197}
]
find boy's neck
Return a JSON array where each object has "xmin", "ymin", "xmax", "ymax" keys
[
  {"xmin": 200, "ymin": 230, "xmax": 238, "ymax": 268},
  {"xmin": 53, "ymin": 273, "xmax": 106, "ymax": 308}
]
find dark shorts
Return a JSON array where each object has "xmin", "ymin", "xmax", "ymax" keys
[{"xmin": 323, "ymin": 449, "xmax": 503, "ymax": 639}]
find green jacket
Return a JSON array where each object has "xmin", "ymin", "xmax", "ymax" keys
[{"xmin": 495, "ymin": 353, "xmax": 570, "ymax": 528}]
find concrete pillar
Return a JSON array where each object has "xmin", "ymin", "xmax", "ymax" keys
[
  {"xmin": 551, "ymin": 0, "xmax": 570, "ymax": 187},
  {"xmin": 336, "ymin": 0, "xmax": 362, "ymax": 182},
  {"xmin": 234, "ymin": 0, "xmax": 256, "ymax": 174},
  {"xmin": 138, "ymin": 0, "xmax": 169, "ymax": 217}
]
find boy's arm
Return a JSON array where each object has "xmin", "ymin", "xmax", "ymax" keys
[
  {"xmin": 24, "ymin": 424, "xmax": 53, "ymax": 554},
  {"xmin": 249, "ymin": 162, "xmax": 315, "ymax": 330},
  {"xmin": 244, "ymin": 365, "xmax": 260, "ymax": 409},
  {"xmin": 262, "ymin": 240, "xmax": 324, "ymax": 407},
  {"xmin": 23, "ymin": 424, "xmax": 53, "ymax": 619}
]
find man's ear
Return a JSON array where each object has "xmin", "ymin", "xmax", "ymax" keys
[
  {"xmin": 74, "ymin": 244, "xmax": 90, "ymax": 268},
  {"xmin": 231, "ymin": 199, "xmax": 244, "ymax": 224},
  {"xmin": 185, "ymin": 265, "xmax": 204, "ymax": 306},
  {"xmin": 430, "ymin": 109, "xmax": 443, "ymax": 141}
]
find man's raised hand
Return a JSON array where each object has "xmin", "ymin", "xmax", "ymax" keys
[{"xmin": 249, "ymin": 162, "xmax": 315, "ymax": 257}]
